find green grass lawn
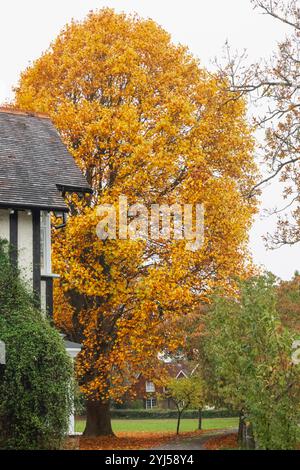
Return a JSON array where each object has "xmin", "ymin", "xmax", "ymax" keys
[{"xmin": 75, "ymin": 417, "xmax": 239, "ymax": 434}]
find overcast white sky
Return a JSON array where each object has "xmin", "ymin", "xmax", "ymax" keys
[{"xmin": 0, "ymin": 0, "xmax": 299, "ymax": 279}]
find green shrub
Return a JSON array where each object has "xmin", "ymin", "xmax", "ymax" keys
[
  {"xmin": 0, "ymin": 239, "xmax": 73, "ymax": 450},
  {"xmin": 112, "ymin": 399, "xmax": 144, "ymax": 410},
  {"xmin": 126, "ymin": 400, "xmax": 144, "ymax": 410},
  {"xmin": 109, "ymin": 408, "xmax": 236, "ymax": 420},
  {"xmin": 205, "ymin": 275, "xmax": 300, "ymax": 450}
]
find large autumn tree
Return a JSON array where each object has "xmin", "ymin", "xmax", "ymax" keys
[{"xmin": 15, "ymin": 9, "xmax": 257, "ymax": 436}]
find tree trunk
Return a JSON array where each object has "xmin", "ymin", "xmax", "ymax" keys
[
  {"xmin": 176, "ymin": 411, "xmax": 183, "ymax": 435},
  {"xmin": 83, "ymin": 400, "xmax": 114, "ymax": 437},
  {"xmin": 238, "ymin": 409, "xmax": 245, "ymax": 448},
  {"xmin": 238, "ymin": 410, "xmax": 255, "ymax": 450},
  {"xmin": 198, "ymin": 408, "xmax": 203, "ymax": 430},
  {"xmin": 245, "ymin": 422, "xmax": 255, "ymax": 450}
]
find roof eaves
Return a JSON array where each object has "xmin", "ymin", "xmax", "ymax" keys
[
  {"xmin": 56, "ymin": 184, "xmax": 93, "ymax": 195},
  {"xmin": 0, "ymin": 201, "xmax": 69, "ymax": 213}
]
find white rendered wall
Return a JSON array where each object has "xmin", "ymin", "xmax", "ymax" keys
[
  {"xmin": 41, "ymin": 211, "xmax": 52, "ymax": 275},
  {"xmin": 18, "ymin": 211, "xmax": 33, "ymax": 288},
  {"xmin": 41, "ymin": 279, "xmax": 47, "ymax": 317},
  {"xmin": 0, "ymin": 209, "xmax": 10, "ymax": 242}
]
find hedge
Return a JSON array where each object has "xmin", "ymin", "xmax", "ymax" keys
[
  {"xmin": 77, "ymin": 408, "xmax": 237, "ymax": 420},
  {"xmin": 109, "ymin": 408, "xmax": 237, "ymax": 419}
]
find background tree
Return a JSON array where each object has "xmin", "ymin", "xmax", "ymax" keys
[
  {"xmin": 277, "ymin": 270, "xmax": 300, "ymax": 332},
  {"xmin": 205, "ymin": 274, "xmax": 300, "ymax": 450},
  {"xmin": 15, "ymin": 9, "xmax": 257, "ymax": 436},
  {"xmin": 162, "ymin": 376, "xmax": 206, "ymax": 434},
  {"xmin": 222, "ymin": 0, "xmax": 300, "ymax": 246}
]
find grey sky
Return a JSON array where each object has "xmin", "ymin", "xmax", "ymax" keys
[{"xmin": 0, "ymin": 0, "xmax": 298, "ymax": 279}]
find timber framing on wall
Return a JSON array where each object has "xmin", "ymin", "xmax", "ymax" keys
[
  {"xmin": 9, "ymin": 210, "xmax": 18, "ymax": 269},
  {"xmin": 32, "ymin": 209, "xmax": 41, "ymax": 302}
]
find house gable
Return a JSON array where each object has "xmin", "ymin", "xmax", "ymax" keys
[{"xmin": 0, "ymin": 108, "xmax": 91, "ymax": 211}]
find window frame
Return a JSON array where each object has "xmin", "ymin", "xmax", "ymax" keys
[
  {"xmin": 145, "ymin": 381, "xmax": 155, "ymax": 393},
  {"xmin": 145, "ymin": 397, "xmax": 157, "ymax": 409}
]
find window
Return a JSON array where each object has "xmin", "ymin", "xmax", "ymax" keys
[
  {"xmin": 40, "ymin": 211, "xmax": 51, "ymax": 275},
  {"xmin": 145, "ymin": 381, "xmax": 155, "ymax": 393},
  {"xmin": 145, "ymin": 398, "xmax": 157, "ymax": 409}
]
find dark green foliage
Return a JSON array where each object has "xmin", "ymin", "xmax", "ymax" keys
[
  {"xmin": 0, "ymin": 240, "xmax": 35, "ymax": 320},
  {"xmin": 113, "ymin": 399, "xmax": 145, "ymax": 410},
  {"xmin": 0, "ymin": 240, "xmax": 73, "ymax": 449},
  {"xmin": 95, "ymin": 408, "xmax": 237, "ymax": 420}
]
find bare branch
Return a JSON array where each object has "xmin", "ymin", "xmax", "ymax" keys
[
  {"xmin": 254, "ymin": 0, "xmax": 300, "ymax": 30},
  {"xmin": 248, "ymin": 156, "xmax": 300, "ymax": 198}
]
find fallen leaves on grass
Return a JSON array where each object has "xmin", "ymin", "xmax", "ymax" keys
[
  {"xmin": 77, "ymin": 431, "xmax": 204, "ymax": 450},
  {"xmin": 204, "ymin": 433, "xmax": 238, "ymax": 450}
]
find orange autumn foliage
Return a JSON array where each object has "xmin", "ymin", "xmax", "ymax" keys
[
  {"xmin": 204, "ymin": 433, "xmax": 238, "ymax": 450},
  {"xmin": 64, "ymin": 431, "xmax": 205, "ymax": 450},
  {"xmin": 15, "ymin": 9, "xmax": 258, "ymax": 403}
]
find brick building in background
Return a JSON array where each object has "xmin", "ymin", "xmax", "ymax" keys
[{"xmin": 126, "ymin": 362, "xmax": 190, "ymax": 409}]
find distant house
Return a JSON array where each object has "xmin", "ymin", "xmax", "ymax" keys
[
  {"xmin": 130, "ymin": 363, "xmax": 189, "ymax": 409},
  {"xmin": 0, "ymin": 108, "xmax": 91, "ymax": 315}
]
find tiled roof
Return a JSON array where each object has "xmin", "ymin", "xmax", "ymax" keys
[{"xmin": 0, "ymin": 109, "xmax": 91, "ymax": 211}]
